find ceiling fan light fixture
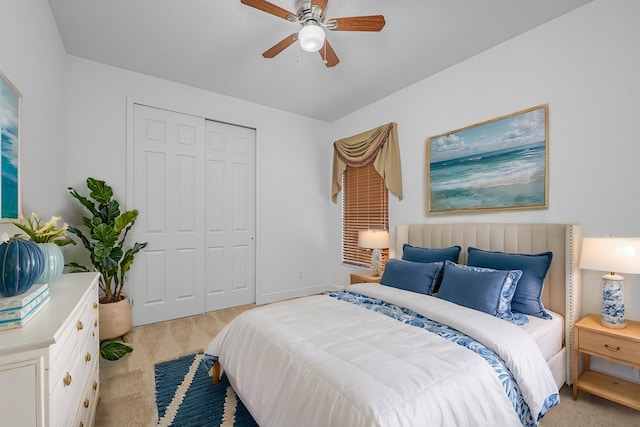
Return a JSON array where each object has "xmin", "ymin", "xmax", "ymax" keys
[{"xmin": 298, "ymin": 22, "xmax": 325, "ymax": 52}]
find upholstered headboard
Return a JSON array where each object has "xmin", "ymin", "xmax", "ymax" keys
[{"xmin": 391, "ymin": 223, "xmax": 582, "ymax": 385}]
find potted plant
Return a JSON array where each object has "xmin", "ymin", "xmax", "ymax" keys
[{"xmin": 66, "ymin": 177, "xmax": 148, "ymax": 347}]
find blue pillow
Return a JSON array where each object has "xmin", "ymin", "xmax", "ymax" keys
[
  {"xmin": 402, "ymin": 244, "xmax": 461, "ymax": 293},
  {"xmin": 437, "ymin": 261, "xmax": 522, "ymax": 319},
  {"xmin": 402, "ymin": 244, "xmax": 461, "ymax": 264},
  {"xmin": 467, "ymin": 247, "xmax": 553, "ymax": 319},
  {"xmin": 380, "ymin": 259, "xmax": 444, "ymax": 295}
]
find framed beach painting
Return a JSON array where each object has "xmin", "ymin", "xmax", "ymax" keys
[
  {"xmin": 0, "ymin": 71, "xmax": 20, "ymax": 219},
  {"xmin": 427, "ymin": 104, "xmax": 548, "ymax": 214}
]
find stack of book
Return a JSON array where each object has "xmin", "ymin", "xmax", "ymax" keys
[{"xmin": 0, "ymin": 284, "xmax": 50, "ymax": 330}]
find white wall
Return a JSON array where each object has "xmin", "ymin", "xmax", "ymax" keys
[
  {"xmin": 62, "ymin": 56, "xmax": 332, "ymax": 304},
  {"xmin": 329, "ymin": 0, "xmax": 640, "ymax": 381},
  {"xmin": 0, "ymin": 0, "xmax": 68, "ymax": 226}
]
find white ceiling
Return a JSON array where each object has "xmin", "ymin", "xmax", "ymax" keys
[{"xmin": 48, "ymin": 0, "xmax": 592, "ymax": 122}]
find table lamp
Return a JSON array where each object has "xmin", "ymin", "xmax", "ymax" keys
[
  {"xmin": 358, "ymin": 229, "xmax": 389, "ymax": 276},
  {"xmin": 580, "ymin": 237, "xmax": 640, "ymax": 328}
]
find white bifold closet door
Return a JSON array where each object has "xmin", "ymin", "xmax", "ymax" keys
[{"xmin": 130, "ymin": 104, "xmax": 256, "ymax": 326}]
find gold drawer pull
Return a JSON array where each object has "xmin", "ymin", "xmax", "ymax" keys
[
  {"xmin": 76, "ymin": 321, "xmax": 84, "ymax": 331},
  {"xmin": 93, "ymin": 302, "xmax": 98, "ymax": 309},
  {"xmin": 93, "ymin": 381, "xmax": 98, "ymax": 391},
  {"xmin": 85, "ymin": 352, "xmax": 92, "ymax": 362},
  {"xmin": 63, "ymin": 373, "xmax": 72, "ymax": 387},
  {"xmin": 604, "ymin": 344, "xmax": 621, "ymax": 352},
  {"xmin": 83, "ymin": 398, "xmax": 90, "ymax": 408}
]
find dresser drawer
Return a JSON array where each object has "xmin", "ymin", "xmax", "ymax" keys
[
  {"xmin": 50, "ymin": 344, "xmax": 84, "ymax": 426},
  {"xmin": 579, "ymin": 329, "xmax": 640, "ymax": 366},
  {"xmin": 72, "ymin": 362, "xmax": 99, "ymax": 427},
  {"xmin": 50, "ymin": 282, "xmax": 99, "ymax": 391},
  {"xmin": 49, "ymin": 280, "xmax": 99, "ymax": 426},
  {"xmin": 51, "ymin": 312, "xmax": 99, "ymax": 426}
]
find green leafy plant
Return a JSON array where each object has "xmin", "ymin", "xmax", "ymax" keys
[
  {"xmin": 5, "ymin": 213, "xmax": 75, "ymax": 245},
  {"xmin": 100, "ymin": 340, "xmax": 133, "ymax": 361},
  {"xmin": 67, "ymin": 177, "xmax": 148, "ymax": 304}
]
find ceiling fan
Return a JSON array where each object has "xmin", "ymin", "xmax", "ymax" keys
[{"xmin": 240, "ymin": 0, "xmax": 386, "ymax": 67}]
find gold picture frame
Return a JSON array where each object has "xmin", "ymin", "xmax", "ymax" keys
[{"xmin": 427, "ymin": 104, "xmax": 548, "ymax": 214}]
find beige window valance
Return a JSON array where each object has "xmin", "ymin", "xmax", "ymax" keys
[{"xmin": 331, "ymin": 122, "xmax": 403, "ymax": 203}]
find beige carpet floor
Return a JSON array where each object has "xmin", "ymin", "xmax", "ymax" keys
[{"xmin": 95, "ymin": 305, "xmax": 639, "ymax": 426}]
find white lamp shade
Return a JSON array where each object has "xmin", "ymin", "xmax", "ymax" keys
[
  {"xmin": 298, "ymin": 23, "xmax": 325, "ymax": 52},
  {"xmin": 580, "ymin": 237, "xmax": 640, "ymax": 275},
  {"xmin": 358, "ymin": 230, "xmax": 389, "ymax": 249}
]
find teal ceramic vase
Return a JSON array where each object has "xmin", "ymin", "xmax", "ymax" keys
[{"xmin": 35, "ymin": 242, "xmax": 64, "ymax": 284}]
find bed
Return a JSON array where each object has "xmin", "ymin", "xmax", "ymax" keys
[{"xmin": 205, "ymin": 223, "xmax": 582, "ymax": 426}]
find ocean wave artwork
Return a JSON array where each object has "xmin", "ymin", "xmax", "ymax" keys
[
  {"xmin": 0, "ymin": 73, "xmax": 19, "ymax": 219},
  {"xmin": 428, "ymin": 105, "xmax": 547, "ymax": 213}
]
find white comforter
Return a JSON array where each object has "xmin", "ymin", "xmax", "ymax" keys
[{"xmin": 205, "ymin": 283, "xmax": 558, "ymax": 427}]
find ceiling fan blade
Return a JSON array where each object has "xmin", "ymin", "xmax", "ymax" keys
[
  {"xmin": 311, "ymin": 0, "xmax": 329, "ymax": 13},
  {"xmin": 262, "ymin": 34, "xmax": 298, "ymax": 58},
  {"xmin": 327, "ymin": 15, "xmax": 386, "ymax": 32},
  {"xmin": 319, "ymin": 40, "xmax": 339, "ymax": 67},
  {"xmin": 241, "ymin": 0, "xmax": 295, "ymax": 21}
]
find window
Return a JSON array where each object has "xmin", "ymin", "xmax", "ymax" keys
[{"xmin": 342, "ymin": 162, "xmax": 388, "ymax": 267}]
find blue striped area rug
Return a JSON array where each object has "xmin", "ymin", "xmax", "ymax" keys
[{"xmin": 154, "ymin": 352, "xmax": 258, "ymax": 426}]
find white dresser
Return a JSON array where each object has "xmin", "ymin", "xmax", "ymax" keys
[{"xmin": 0, "ymin": 272, "xmax": 100, "ymax": 427}]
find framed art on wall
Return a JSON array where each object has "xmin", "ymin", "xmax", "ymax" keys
[
  {"xmin": 427, "ymin": 104, "xmax": 548, "ymax": 214},
  {"xmin": 0, "ymin": 71, "xmax": 20, "ymax": 219}
]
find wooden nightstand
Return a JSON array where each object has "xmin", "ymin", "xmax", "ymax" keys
[
  {"xmin": 573, "ymin": 313, "xmax": 640, "ymax": 411},
  {"xmin": 350, "ymin": 273, "xmax": 381, "ymax": 284}
]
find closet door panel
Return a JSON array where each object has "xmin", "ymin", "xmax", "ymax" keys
[
  {"xmin": 131, "ymin": 104, "xmax": 205, "ymax": 325},
  {"xmin": 204, "ymin": 121, "xmax": 256, "ymax": 311}
]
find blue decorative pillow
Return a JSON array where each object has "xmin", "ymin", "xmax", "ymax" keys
[
  {"xmin": 380, "ymin": 259, "xmax": 444, "ymax": 295},
  {"xmin": 402, "ymin": 244, "xmax": 461, "ymax": 293},
  {"xmin": 402, "ymin": 244, "xmax": 461, "ymax": 264},
  {"xmin": 467, "ymin": 247, "xmax": 553, "ymax": 319},
  {"xmin": 437, "ymin": 261, "xmax": 522, "ymax": 319}
]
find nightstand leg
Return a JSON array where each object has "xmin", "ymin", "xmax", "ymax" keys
[
  {"xmin": 573, "ymin": 348, "xmax": 579, "ymax": 399},
  {"xmin": 584, "ymin": 354, "xmax": 590, "ymax": 371}
]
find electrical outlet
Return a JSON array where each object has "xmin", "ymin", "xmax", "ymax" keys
[{"xmin": 633, "ymin": 367, "xmax": 640, "ymax": 380}]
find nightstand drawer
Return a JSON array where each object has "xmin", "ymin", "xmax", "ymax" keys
[{"xmin": 579, "ymin": 329, "xmax": 640, "ymax": 366}]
